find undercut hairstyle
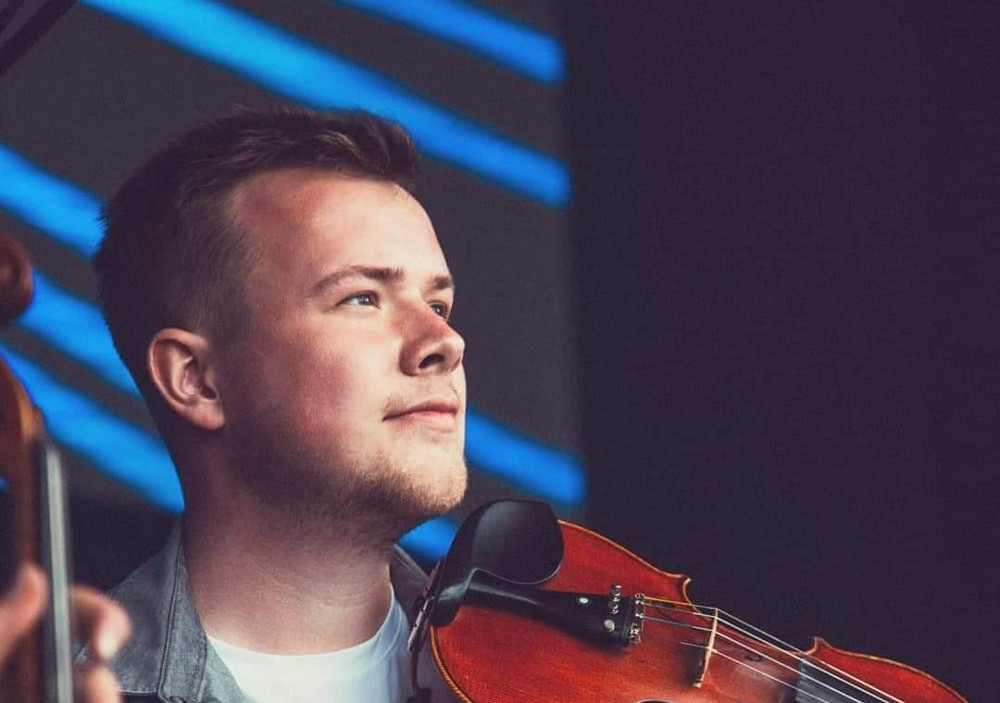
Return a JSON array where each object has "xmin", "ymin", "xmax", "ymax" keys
[{"xmin": 94, "ymin": 108, "xmax": 420, "ymax": 407}]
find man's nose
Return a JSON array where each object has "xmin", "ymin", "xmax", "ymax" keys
[{"xmin": 400, "ymin": 306, "xmax": 465, "ymax": 376}]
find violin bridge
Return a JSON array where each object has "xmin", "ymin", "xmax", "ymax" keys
[{"xmin": 693, "ymin": 607, "xmax": 720, "ymax": 688}]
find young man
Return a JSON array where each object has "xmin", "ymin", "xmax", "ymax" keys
[{"xmin": 91, "ymin": 109, "xmax": 467, "ymax": 702}]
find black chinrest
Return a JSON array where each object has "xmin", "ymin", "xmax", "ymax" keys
[{"xmin": 431, "ymin": 500, "xmax": 563, "ymax": 626}]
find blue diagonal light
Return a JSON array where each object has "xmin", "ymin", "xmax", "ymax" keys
[
  {"xmin": 20, "ymin": 273, "xmax": 137, "ymax": 394},
  {"xmin": 398, "ymin": 515, "xmax": 457, "ymax": 561},
  {"xmin": 0, "ymin": 145, "xmax": 102, "ymax": 258},
  {"xmin": 466, "ymin": 409, "xmax": 586, "ymax": 506},
  {"xmin": 79, "ymin": 0, "xmax": 570, "ymax": 206},
  {"xmin": 329, "ymin": 0, "xmax": 564, "ymax": 84},
  {"xmin": 0, "ymin": 143, "xmax": 587, "ymax": 506},
  {"xmin": 0, "ymin": 345, "xmax": 184, "ymax": 512}
]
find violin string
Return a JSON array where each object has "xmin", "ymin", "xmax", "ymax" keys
[
  {"xmin": 632, "ymin": 606, "xmax": 902, "ymax": 703},
  {"xmin": 640, "ymin": 597, "xmax": 908, "ymax": 703},
  {"xmin": 642, "ymin": 597, "xmax": 902, "ymax": 700},
  {"xmin": 707, "ymin": 646, "xmax": 878, "ymax": 703},
  {"xmin": 643, "ymin": 619, "xmax": 892, "ymax": 703},
  {"xmin": 638, "ymin": 630, "xmax": 825, "ymax": 703},
  {"xmin": 646, "ymin": 597, "xmax": 801, "ymax": 649},
  {"xmin": 707, "ymin": 625, "xmax": 902, "ymax": 703},
  {"xmin": 636, "ymin": 628, "xmax": 864, "ymax": 703},
  {"xmin": 639, "ymin": 613, "xmax": 713, "ymax": 632},
  {"xmin": 706, "ymin": 609, "xmax": 911, "ymax": 703}
]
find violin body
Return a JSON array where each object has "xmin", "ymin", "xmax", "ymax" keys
[{"xmin": 430, "ymin": 522, "xmax": 968, "ymax": 703}]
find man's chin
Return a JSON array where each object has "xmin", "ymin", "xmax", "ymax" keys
[
  {"xmin": 336, "ymin": 455, "xmax": 468, "ymax": 545},
  {"xmin": 398, "ymin": 458, "xmax": 468, "ymax": 525},
  {"xmin": 246, "ymin": 451, "xmax": 468, "ymax": 546}
]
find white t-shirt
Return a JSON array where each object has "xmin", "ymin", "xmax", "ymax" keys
[{"xmin": 207, "ymin": 596, "xmax": 410, "ymax": 703}]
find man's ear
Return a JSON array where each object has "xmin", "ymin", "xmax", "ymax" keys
[{"xmin": 147, "ymin": 328, "xmax": 225, "ymax": 431}]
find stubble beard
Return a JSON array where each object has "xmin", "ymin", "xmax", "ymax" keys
[{"xmin": 233, "ymin": 423, "xmax": 468, "ymax": 550}]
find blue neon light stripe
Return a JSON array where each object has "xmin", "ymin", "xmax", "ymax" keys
[
  {"xmin": 398, "ymin": 516, "xmax": 458, "ymax": 561},
  {"xmin": 79, "ymin": 0, "xmax": 570, "ymax": 206},
  {"xmin": 330, "ymin": 0, "xmax": 564, "ymax": 84},
  {"xmin": 20, "ymin": 273, "xmax": 137, "ymax": 394},
  {"xmin": 0, "ymin": 145, "xmax": 585, "ymax": 507},
  {"xmin": 0, "ymin": 346, "xmax": 184, "ymax": 512},
  {"xmin": 466, "ymin": 409, "xmax": 586, "ymax": 505},
  {"xmin": 0, "ymin": 145, "xmax": 102, "ymax": 258}
]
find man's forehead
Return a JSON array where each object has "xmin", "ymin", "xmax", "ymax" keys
[
  {"xmin": 230, "ymin": 167, "xmax": 408, "ymax": 225},
  {"xmin": 228, "ymin": 168, "xmax": 450, "ymax": 290}
]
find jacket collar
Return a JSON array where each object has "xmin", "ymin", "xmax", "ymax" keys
[{"xmin": 105, "ymin": 523, "xmax": 448, "ymax": 703}]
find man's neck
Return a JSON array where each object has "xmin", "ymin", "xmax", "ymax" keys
[{"xmin": 182, "ymin": 497, "xmax": 396, "ymax": 655}]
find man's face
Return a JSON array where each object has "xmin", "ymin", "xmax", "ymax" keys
[{"xmin": 214, "ymin": 169, "xmax": 467, "ymax": 536}]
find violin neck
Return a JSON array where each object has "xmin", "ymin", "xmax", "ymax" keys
[
  {"xmin": 36, "ymin": 437, "xmax": 74, "ymax": 703},
  {"xmin": 2, "ymin": 436, "xmax": 75, "ymax": 703}
]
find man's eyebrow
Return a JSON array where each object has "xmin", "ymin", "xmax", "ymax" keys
[
  {"xmin": 310, "ymin": 266, "xmax": 403, "ymax": 296},
  {"xmin": 429, "ymin": 274, "xmax": 455, "ymax": 293},
  {"xmin": 309, "ymin": 266, "xmax": 454, "ymax": 296}
]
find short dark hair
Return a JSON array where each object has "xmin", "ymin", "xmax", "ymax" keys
[{"xmin": 94, "ymin": 108, "xmax": 420, "ymax": 403}]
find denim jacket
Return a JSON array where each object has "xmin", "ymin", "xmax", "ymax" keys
[{"xmin": 88, "ymin": 525, "xmax": 460, "ymax": 703}]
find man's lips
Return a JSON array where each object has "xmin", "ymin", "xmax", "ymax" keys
[{"xmin": 384, "ymin": 399, "xmax": 461, "ymax": 429}]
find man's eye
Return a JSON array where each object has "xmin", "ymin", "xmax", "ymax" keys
[
  {"xmin": 341, "ymin": 292, "xmax": 377, "ymax": 307},
  {"xmin": 430, "ymin": 302, "xmax": 451, "ymax": 319}
]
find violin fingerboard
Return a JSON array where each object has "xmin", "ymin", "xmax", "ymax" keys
[{"xmin": 796, "ymin": 659, "xmax": 883, "ymax": 703}]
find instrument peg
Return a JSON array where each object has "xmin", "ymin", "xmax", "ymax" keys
[{"xmin": 607, "ymin": 584, "xmax": 623, "ymax": 614}]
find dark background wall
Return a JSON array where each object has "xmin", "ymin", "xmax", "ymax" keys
[{"xmin": 568, "ymin": 3, "xmax": 997, "ymax": 702}]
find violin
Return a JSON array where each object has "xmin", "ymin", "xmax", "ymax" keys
[
  {"xmin": 412, "ymin": 501, "xmax": 969, "ymax": 703},
  {"xmin": 0, "ymin": 232, "xmax": 75, "ymax": 703}
]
